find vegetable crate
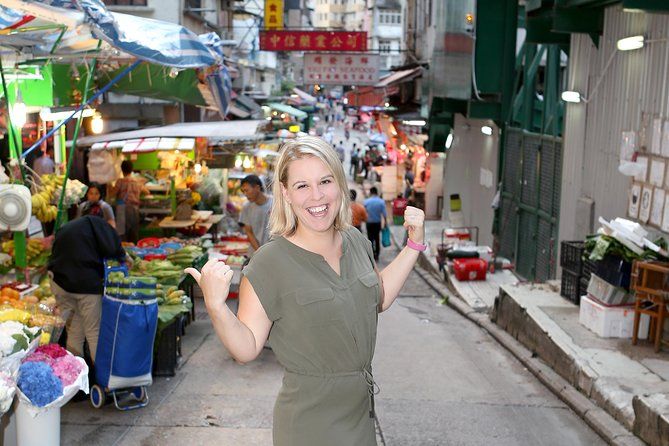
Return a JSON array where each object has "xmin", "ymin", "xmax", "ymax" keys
[
  {"xmin": 560, "ymin": 269, "xmax": 588, "ymax": 305},
  {"xmin": 596, "ymin": 255, "xmax": 633, "ymax": 290},
  {"xmin": 560, "ymin": 241, "xmax": 596, "ymax": 282},
  {"xmin": 153, "ymin": 315, "xmax": 185, "ymax": 377}
]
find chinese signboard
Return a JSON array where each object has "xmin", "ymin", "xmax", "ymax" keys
[
  {"xmin": 259, "ymin": 31, "xmax": 366, "ymax": 52},
  {"xmin": 304, "ymin": 54, "xmax": 380, "ymax": 86},
  {"xmin": 264, "ymin": 0, "xmax": 283, "ymax": 29}
]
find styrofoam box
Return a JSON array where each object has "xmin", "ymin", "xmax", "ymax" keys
[{"xmin": 579, "ymin": 294, "xmax": 649, "ymax": 339}]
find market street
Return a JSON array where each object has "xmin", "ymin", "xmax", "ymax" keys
[{"xmin": 60, "ymin": 244, "xmax": 606, "ymax": 446}]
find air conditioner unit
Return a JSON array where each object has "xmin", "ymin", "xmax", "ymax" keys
[{"xmin": 0, "ymin": 184, "xmax": 32, "ymax": 231}]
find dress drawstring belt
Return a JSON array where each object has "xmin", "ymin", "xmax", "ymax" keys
[
  {"xmin": 285, "ymin": 368, "xmax": 380, "ymax": 418},
  {"xmin": 362, "ymin": 369, "xmax": 380, "ymax": 419}
]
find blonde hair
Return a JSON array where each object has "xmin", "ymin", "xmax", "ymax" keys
[{"xmin": 269, "ymin": 136, "xmax": 352, "ymax": 237}]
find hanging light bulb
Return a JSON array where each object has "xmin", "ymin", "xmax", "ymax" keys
[
  {"xmin": 234, "ymin": 156, "xmax": 243, "ymax": 168},
  {"xmin": 10, "ymin": 90, "xmax": 26, "ymax": 129},
  {"xmin": 194, "ymin": 163, "xmax": 202, "ymax": 174},
  {"xmin": 169, "ymin": 67, "xmax": 179, "ymax": 78},
  {"xmin": 90, "ymin": 112, "xmax": 104, "ymax": 134},
  {"xmin": 242, "ymin": 156, "xmax": 253, "ymax": 169}
]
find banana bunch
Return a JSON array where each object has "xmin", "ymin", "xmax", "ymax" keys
[
  {"xmin": 1, "ymin": 239, "xmax": 44, "ymax": 264},
  {"xmin": 31, "ymin": 174, "xmax": 64, "ymax": 223}
]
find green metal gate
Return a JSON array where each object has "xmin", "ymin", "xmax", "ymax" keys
[{"xmin": 498, "ymin": 127, "xmax": 562, "ymax": 282}]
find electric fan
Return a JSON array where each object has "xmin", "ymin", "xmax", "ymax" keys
[{"xmin": 0, "ymin": 184, "xmax": 32, "ymax": 231}]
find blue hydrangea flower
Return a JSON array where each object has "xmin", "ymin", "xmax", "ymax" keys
[{"xmin": 18, "ymin": 362, "xmax": 63, "ymax": 407}]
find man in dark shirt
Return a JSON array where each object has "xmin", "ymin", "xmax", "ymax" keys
[{"xmin": 48, "ymin": 215, "xmax": 127, "ymax": 362}]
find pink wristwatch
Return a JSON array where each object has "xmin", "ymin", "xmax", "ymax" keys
[{"xmin": 407, "ymin": 239, "xmax": 427, "ymax": 252}]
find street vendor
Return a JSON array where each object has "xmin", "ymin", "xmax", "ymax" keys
[
  {"xmin": 185, "ymin": 136, "xmax": 425, "ymax": 446},
  {"xmin": 239, "ymin": 175, "xmax": 273, "ymax": 257},
  {"xmin": 108, "ymin": 160, "xmax": 150, "ymax": 243},
  {"xmin": 47, "ymin": 215, "xmax": 127, "ymax": 364},
  {"xmin": 77, "ymin": 183, "xmax": 116, "ymax": 229}
]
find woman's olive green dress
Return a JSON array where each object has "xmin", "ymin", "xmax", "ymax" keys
[{"xmin": 243, "ymin": 228, "xmax": 380, "ymax": 446}]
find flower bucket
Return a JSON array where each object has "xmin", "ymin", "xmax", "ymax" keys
[{"xmin": 15, "ymin": 398, "xmax": 60, "ymax": 446}]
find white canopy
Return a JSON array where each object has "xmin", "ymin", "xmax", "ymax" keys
[{"xmin": 75, "ymin": 120, "xmax": 267, "ymax": 148}]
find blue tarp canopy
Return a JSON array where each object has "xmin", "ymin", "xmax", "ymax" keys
[{"xmin": 1, "ymin": 0, "xmax": 231, "ymax": 115}]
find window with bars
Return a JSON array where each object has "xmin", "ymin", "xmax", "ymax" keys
[
  {"xmin": 379, "ymin": 12, "xmax": 400, "ymax": 25},
  {"xmin": 185, "ymin": 0, "xmax": 202, "ymax": 14},
  {"xmin": 379, "ymin": 40, "xmax": 391, "ymax": 53}
]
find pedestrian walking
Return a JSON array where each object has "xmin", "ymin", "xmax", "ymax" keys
[
  {"xmin": 335, "ymin": 140, "xmax": 346, "ymax": 163},
  {"xmin": 324, "ymin": 127, "xmax": 334, "ymax": 145},
  {"xmin": 185, "ymin": 136, "xmax": 426, "ymax": 446},
  {"xmin": 239, "ymin": 174, "xmax": 273, "ymax": 258},
  {"xmin": 362, "ymin": 151, "xmax": 372, "ymax": 179},
  {"xmin": 350, "ymin": 145, "xmax": 360, "ymax": 178},
  {"xmin": 108, "ymin": 160, "xmax": 150, "ymax": 244},
  {"xmin": 350, "ymin": 189, "xmax": 368, "ymax": 232},
  {"xmin": 364, "ymin": 186, "xmax": 387, "ymax": 261},
  {"xmin": 48, "ymin": 215, "xmax": 128, "ymax": 363}
]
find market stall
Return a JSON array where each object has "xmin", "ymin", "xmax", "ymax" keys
[
  {"xmin": 75, "ymin": 120, "xmax": 268, "ymax": 239},
  {"xmin": 0, "ymin": 1, "xmax": 237, "ymax": 441}
]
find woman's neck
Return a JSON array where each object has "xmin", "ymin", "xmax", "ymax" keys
[{"xmin": 289, "ymin": 226, "xmax": 340, "ymax": 255}]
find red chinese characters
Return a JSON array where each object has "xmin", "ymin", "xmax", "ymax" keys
[
  {"xmin": 259, "ymin": 31, "xmax": 367, "ymax": 52},
  {"xmin": 303, "ymin": 53, "xmax": 380, "ymax": 86}
]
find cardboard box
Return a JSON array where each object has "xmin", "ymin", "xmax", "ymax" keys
[{"xmin": 587, "ymin": 274, "xmax": 632, "ymax": 306}]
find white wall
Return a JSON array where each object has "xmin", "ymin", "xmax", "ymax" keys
[
  {"xmin": 559, "ymin": 6, "xmax": 669, "ymax": 244},
  {"xmin": 442, "ymin": 114, "xmax": 499, "ymax": 247}
]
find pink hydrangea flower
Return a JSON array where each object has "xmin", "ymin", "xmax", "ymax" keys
[
  {"xmin": 51, "ymin": 355, "xmax": 84, "ymax": 387},
  {"xmin": 34, "ymin": 344, "xmax": 68, "ymax": 359}
]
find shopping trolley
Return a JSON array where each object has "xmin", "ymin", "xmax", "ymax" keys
[{"xmin": 90, "ymin": 260, "xmax": 158, "ymax": 410}]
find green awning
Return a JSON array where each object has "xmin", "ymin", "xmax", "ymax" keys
[
  {"xmin": 267, "ymin": 102, "xmax": 308, "ymax": 120},
  {"xmin": 99, "ymin": 64, "xmax": 207, "ymax": 106}
]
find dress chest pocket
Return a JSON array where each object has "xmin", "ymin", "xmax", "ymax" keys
[
  {"xmin": 293, "ymin": 288, "xmax": 339, "ymax": 325},
  {"xmin": 358, "ymin": 270, "xmax": 380, "ymax": 311}
]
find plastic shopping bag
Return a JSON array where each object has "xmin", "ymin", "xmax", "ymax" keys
[{"xmin": 381, "ymin": 226, "xmax": 391, "ymax": 248}]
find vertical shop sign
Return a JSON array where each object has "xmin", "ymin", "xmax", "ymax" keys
[
  {"xmin": 264, "ymin": 0, "xmax": 284, "ymax": 29},
  {"xmin": 303, "ymin": 53, "xmax": 379, "ymax": 85}
]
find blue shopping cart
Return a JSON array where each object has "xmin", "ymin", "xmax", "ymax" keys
[{"xmin": 90, "ymin": 260, "xmax": 158, "ymax": 410}]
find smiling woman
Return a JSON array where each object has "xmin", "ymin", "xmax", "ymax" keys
[
  {"xmin": 184, "ymin": 136, "xmax": 425, "ymax": 446},
  {"xmin": 269, "ymin": 136, "xmax": 352, "ymax": 238}
]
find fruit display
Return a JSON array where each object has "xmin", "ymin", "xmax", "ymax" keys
[
  {"xmin": 30, "ymin": 174, "xmax": 87, "ymax": 223},
  {"xmin": 166, "ymin": 245, "xmax": 205, "ymax": 267},
  {"xmin": 30, "ymin": 174, "xmax": 62, "ymax": 223},
  {"xmin": 155, "ymin": 285, "xmax": 189, "ymax": 306},
  {"xmin": 1, "ymin": 239, "xmax": 50, "ymax": 267}
]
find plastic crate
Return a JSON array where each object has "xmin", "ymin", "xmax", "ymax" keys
[
  {"xmin": 582, "ymin": 258, "xmax": 597, "ymax": 282},
  {"xmin": 561, "ymin": 269, "xmax": 584, "ymax": 305},
  {"xmin": 560, "ymin": 241, "xmax": 586, "ymax": 273},
  {"xmin": 153, "ymin": 316, "xmax": 183, "ymax": 377},
  {"xmin": 595, "ymin": 255, "xmax": 632, "ymax": 290}
]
